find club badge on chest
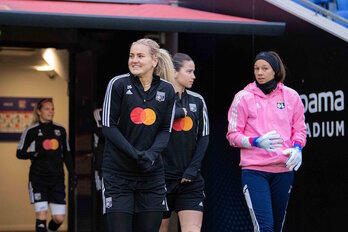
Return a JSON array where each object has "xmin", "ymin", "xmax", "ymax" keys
[{"xmin": 156, "ymin": 91, "xmax": 165, "ymax": 102}]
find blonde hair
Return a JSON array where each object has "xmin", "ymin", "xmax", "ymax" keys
[
  {"xmin": 32, "ymin": 99, "xmax": 53, "ymax": 124},
  {"xmin": 32, "ymin": 103, "xmax": 40, "ymax": 124},
  {"xmin": 132, "ymin": 38, "xmax": 175, "ymax": 83}
]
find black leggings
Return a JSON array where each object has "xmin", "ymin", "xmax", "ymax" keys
[{"xmin": 107, "ymin": 212, "xmax": 163, "ymax": 232}]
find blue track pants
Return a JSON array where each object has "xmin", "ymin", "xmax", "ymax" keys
[{"xmin": 241, "ymin": 169, "xmax": 294, "ymax": 232}]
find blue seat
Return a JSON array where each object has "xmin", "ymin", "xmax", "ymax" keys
[
  {"xmin": 334, "ymin": 10, "xmax": 348, "ymax": 27},
  {"xmin": 313, "ymin": 0, "xmax": 330, "ymax": 3},
  {"xmin": 292, "ymin": 0, "xmax": 313, "ymax": 10},
  {"xmin": 336, "ymin": 0, "xmax": 348, "ymax": 10},
  {"xmin": 312, "ymin": 0, "xmax": 331, "ymax": 9},
  {"xmin": 293, "ymin": 0, "xmax": 331, "ymax": 10}
]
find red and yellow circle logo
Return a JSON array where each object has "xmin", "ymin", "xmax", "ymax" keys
[
  {"xmin": 130, "ymin": 107, "xmax": 156, "ymax": 125},
  {"xmin": 42, "ymin": 139, "xmax": 59, "ymax": 150},
  {"xmin": 172, "ymin": 116, "xmax": 193, "ymax": 131}
]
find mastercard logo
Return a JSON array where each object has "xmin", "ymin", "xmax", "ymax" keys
[
  {"xmin": 172, "ymin": 116, "xmax": 193, "ymax": 131},
  {"xmin": 42, "ymin": 139, "xmax": 59, "ymax": 150},
  {"xmin": 130, "ymin": 107, "xmax": 156, "ymax": 125}
]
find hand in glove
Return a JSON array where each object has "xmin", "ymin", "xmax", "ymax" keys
[
  {"xmin": 252, "ymin": 130, "xmax": 283, "ymax": 152},
  {"xmin": 282, "ymin": 143, "xmax": 302, "ymax": 171},
  {"xmin": 69, "ymin": 174, "xmax": 78, "ymax": 191},
  {"xmin": 137, "ymin": 151, "xmax": 156, "ymax": 172}
]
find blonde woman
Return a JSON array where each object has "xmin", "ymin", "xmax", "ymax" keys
[
  {"xmin": 101, "ymin": 38, "xmax": 176, "ymax": 231},
  {"xmin": 17, "ymin": 99, "xmax": 77, "ymax": 232}
]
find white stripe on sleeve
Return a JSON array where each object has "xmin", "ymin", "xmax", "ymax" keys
[
  {"xmin": 102, "ymin": 74, "xmax": 129, "ymax": 127},
  {"xmin": 228, "ymin": 90, "xmax": 248, "ymax": 132},
  {"xmin": 187, "ymin": 90, "xmax": 209, "ymax": 136}
]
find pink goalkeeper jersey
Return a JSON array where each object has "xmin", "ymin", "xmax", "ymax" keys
[{"xmin": 226, "ymin": 82, "xmax": 306, "ymax": 173}]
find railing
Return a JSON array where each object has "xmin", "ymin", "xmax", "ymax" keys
[{"xmin": 296, "ymin": 0, "xmax": 348, "ymax": 26}]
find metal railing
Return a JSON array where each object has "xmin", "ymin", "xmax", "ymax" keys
[{"xmin": 296, "ymin": 0, "xmax": 348, "ymax": 26}]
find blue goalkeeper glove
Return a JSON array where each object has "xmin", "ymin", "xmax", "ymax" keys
[
  {"xmin": 252, "ymin": 130, "xmax": 283, "ymax": 152},
  {"xmin": 282, "ymin": 143, "xmax": 302, "ymax": 171}
]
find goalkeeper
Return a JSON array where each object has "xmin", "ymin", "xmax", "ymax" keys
[{"xmin": 226, "ymin": 51, "xmax": 306, "ymax": 232}]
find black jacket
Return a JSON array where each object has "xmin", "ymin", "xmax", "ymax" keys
[
  {"xmin": 163, "ymin": 90, "xmax": 209, "ymax": 180},
  {"xmin": 17, "ymin": 121, "xmax": 74, "ymax": 183},
  {"xmin": 102, "ymin": 73, "xmax": 175, "ymax": 179}
]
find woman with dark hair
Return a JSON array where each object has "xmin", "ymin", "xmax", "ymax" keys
[
  {"xmin": 17, "ymin": 98, "xmax": 77, "ymax": 232},
  {"xmin": 160, "ymin": 53, "xmax": 209, "ymax": 232},
  {"xmin": 226, "ymin": 51, "xmax": 306, "ymax": 232},
  {"xmin": 101, "ymin": 38, "xmax": 176, "ymax": 232}
]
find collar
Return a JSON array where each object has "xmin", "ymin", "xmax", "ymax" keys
[
  {"xmin": 130, "ymin": 73, "xmax": 160, "ymax": 90},
  {"xmin": 256, "ymin": 78, "xmax": 278, "ymax": 95},
  {"xmin": 246, "ymin": 81, "xmax": 283, "ymax": 97},
  {"xmin": 39, "ymin": 121, "xmax": 53, "ymax": 127}
]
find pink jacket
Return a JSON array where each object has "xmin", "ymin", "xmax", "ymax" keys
[{"xmin": 226, "ymin": 82, "xmax": 306, "ymax": 173}]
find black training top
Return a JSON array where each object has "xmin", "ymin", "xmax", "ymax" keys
[
  {"xmin": 17, "ymin": 121, "xmax": 74, "ymax": 184},
  {"xmin": 163, "ymin": 89, "xmax": 210, "ymax": 180},
  {"xmin": 102, "ymin": 73, "xmax": 175, "ymax": 179}
]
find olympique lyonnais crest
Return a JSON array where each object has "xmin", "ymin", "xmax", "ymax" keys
[
  {"xmin": 277, "ymin": 101, "xmax": 285, "ymax": 109},
  {"xmin": 189, "ymin": 103, "xmax": 197, "ymax": 112},
  {"xmin": 34, "ymin": 193, "xmax": 41, "ymax": 201},
  {"xmin": 105, "ymin": 197, "xmax": 112, "ymax": 208},
  {"xmin": 156, "ymin": 91, "xmax": 165, "ymax": 102},
  {"xmin": 54, "ymin": 129, "xmax": 61, "ymax": 136}
]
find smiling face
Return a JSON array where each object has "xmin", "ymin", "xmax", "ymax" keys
[
  {"xmin": 175, "ymin": 60, "xmax": 196, "ymax": 89},
  {"xmin": 254, "ymin": 59, "xmax": 275, "ymax": 84},
  {"xmin": 37, "ymin": 101, "xmax": 54, "ymax": 123},
  {"xmin": 128, "ymin": 43, "xmax": 158, "ymax": 79}
]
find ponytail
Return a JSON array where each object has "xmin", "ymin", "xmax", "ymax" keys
[
  {"xmin": 32, "ymin": 103, "xmax": 40, "ymax": 125},
  {"xmin": 155, "ymin": 48, "xmax": 175, "ymax": 83}
]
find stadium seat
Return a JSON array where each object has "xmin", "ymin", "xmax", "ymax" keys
[
  {"xmin": 336, "ymin": 0, "xmax": 348, "ymax": 10},
  {"xmin": 313, "ymin": 0, "xmax": 331, "ymax": 9},
  {"xmin": 313, "ymin": 0, "xmax": 330, "ymax": 3},
  {"xmin": 292, "ymin": 0, "xmax": 314, "ymax": 10},
  {"xmin": 293, "ymin": 0, "xmax": 331, "ymax": 10},
  {"xmin": 334, "ymin": 10, "xmax": 348, "ymax": 27}
]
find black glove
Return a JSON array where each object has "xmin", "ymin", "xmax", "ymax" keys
[
  {"xmin": 137, "ymin": 151, "xmax": 156, "ymax": 172},
  {"xmin": 69, "ymin": 174, "xmax": 78, "ymax": 191}
]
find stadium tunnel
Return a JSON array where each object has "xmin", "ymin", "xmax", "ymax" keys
[{"xmin": 0, "ymin": 0, "xmax": 286, "ymax": 231}]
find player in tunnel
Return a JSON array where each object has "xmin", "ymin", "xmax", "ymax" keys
[{"xmin": 16, "ymin": 98, "xmax": 77, "ymax": 232}]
